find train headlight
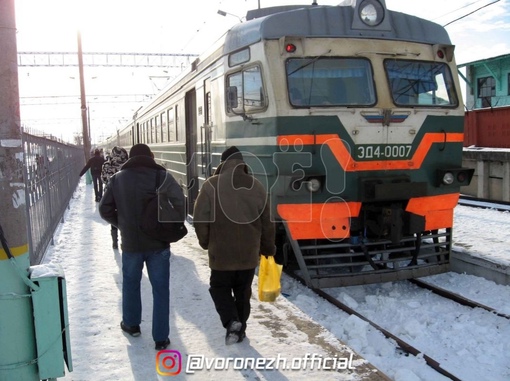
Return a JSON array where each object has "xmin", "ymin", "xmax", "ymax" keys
[
  {"xmin": 442, "ymin": 172, "xmax": 455, "ymax": 185},
  {"xmin": 306, "ymin": 178, "xmax": 322, "ymax": 193},
  {"xmin": 358, "ymin": 0, "xmax": 385, "ymax": 26},
  {"xmin": 437, "ymin": 168, "xmax": 474, "ymax": 187}
]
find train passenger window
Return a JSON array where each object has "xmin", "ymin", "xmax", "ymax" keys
[
  {"xmin": 161, "ymin": 112, "xmax": 167, "ymax": 142},
  {"xmin": 154, "ymin": 116, "xmax": 159, "ymax": 143},
  {"xmin": 167, "ymin": 108, "xmax": 175, "ymax": 142},
  {"xmin": 226, "ymin": 65, "xmax": 266, "ymax": 115},
  {"xmin": 175, "ymin": 105, "xmax": 179, "ymax": 141},
  {"xmin": 229, "ymin": 48, "xmax": 250, "ymax": 67},
  {"xmin": 151, "ymin": 119, "xmax": 156, "ymax": 143},
  {"xmin": 205, "ymin": 92, "xmax": 212, "ymax": 126},
  {"xmin": 286, "ymin": 57, "xmax": 375, "ymax": 107},
  {"xmin": 384, "ymin": 60, "xmax": 458, "ymax": 107}
]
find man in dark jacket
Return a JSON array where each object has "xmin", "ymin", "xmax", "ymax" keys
[
  {"xmin": 79, "ymin": 148, "xmax": 106, "ymax": 202},
  {"xmin": 99, "ymin": 143, "xmax": 185, "ymax": 350},
  {"xmin": 193, "ymin": 146, "xmax": 275, "ymax": 345}
]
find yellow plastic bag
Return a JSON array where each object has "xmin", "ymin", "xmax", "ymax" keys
[{"xmin": 258, "ymin": 255, "xmax": 283, "ymax": 302}]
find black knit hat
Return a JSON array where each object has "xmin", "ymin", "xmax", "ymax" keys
[
  {"xmin": 221, "ymin": 146, "xmax": 243, "ymax": 162},
  {"xmin": 129, "ymin": 144, "xmax": 152, "ymax": 158}
]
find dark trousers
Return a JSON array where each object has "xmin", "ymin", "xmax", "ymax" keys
[
  {"xmin": 92, "ymin": 173, "xmax": 103, "ymax": 200},
  {"xmin": 209, "ymin": 268, "xmax": 256, "ymax": 334},
  {"xmin": 111, "ymin": 225, "xmax": 118, "ymax": 243}
]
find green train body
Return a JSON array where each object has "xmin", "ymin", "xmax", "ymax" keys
[{"xmin": 101, "ymin": 1, "xmax": 473, "ymax": 287}]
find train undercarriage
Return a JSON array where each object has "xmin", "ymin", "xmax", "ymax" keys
[{"xmin": 278, "ymin": 201, "xmax": 452, "ymax": 288}]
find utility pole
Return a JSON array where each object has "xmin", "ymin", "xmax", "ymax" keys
[
  {"xmin": 77, "ymin": 30, "xmax": 91, "ymax": 161},
  {"xmin": 0, "ymin": 0, "xmax": 38, "ymax": 379}
]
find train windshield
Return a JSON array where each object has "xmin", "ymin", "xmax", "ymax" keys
[
  {"xmin": 286, "ymin": 58, "xmax": 376, "ymax": 107},
  {"xmin": 384, "ymin": 60, "xmax": 458, "ymax": 107}
]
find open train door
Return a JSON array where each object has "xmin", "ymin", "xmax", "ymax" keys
[{"xmin": 185, "ymin": 89, "xmax": 199, "ymax": 216}]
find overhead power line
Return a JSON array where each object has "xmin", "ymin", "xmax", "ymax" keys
[{"xmin": 443, "ymin": 0, "xmax": 500, "ymax": 27}]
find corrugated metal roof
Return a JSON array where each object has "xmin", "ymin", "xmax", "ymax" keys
[{"xmin": 457, "ymin": 53, "xmax": 510, "ymax": 68}]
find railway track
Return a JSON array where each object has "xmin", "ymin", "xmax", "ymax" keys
[
  {"xmin": 409, "ymin": 278, "xmax": 510, "ymax": 320},
  {"xmin": 458, "ymin": 195, "xmax": 510, "ymax": 212},
  {"xmin": 285, "ymin": 269, "xmax": 509, "ymax": 381}
]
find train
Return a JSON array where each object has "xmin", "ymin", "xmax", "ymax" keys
[{"xmin": 101, "ymin": 0, "xmax": 474, "ymax": 288}]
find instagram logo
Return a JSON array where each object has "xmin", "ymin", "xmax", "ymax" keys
[{"xmin": 156, "ymin": 350, "xmax": 182, "ymax": 376}]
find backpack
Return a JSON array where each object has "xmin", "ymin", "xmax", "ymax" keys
[{"xmin": 140, "ymin": 170, "xmax": 188, "ymax": 243}]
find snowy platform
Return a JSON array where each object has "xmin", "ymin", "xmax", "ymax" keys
[
  {"xmin": 45, "ymin": 180, "xmax": 390, "ymax": 381},
  {"xmin": 451, "ymin": 204, "xmax": 510, "ymax": 286},
  {"xmin": 451, "ymin": 250, "xmax": 510, "ymax": 286}
]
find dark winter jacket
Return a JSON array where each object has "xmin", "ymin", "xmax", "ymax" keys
[
  {"xmin": 101, "ymin": 146, "xmax": 128, "ymax": 185},
  {"xmin": 79, "ymin": 153, "xmax": 106, "ymax": 177},
  {"xmin": 193, "ymin": 158, "xmax": 275, "ymax": 271},
  {"xmin": 98, "ymin": 155, "xmax": 185, "ymax": 252}
]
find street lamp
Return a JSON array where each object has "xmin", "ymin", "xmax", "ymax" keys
[{"xmin": 217, "ymin": 10, "xmax": 243, "ymax": 23}]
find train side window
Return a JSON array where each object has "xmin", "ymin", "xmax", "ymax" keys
[
  {"xmin": 205, "ymin": 92, "xmax": 212, "ymax": 125},
  {"xmin": 384, "ymin": 60, "xmax": 458, "ymax": 107},
  {"xmin": 167, "ymin": 108, "xmax": 175, "ymax": 142},
  {"xmin": 229, "ymin": 48, "xmax": 250, "ymax": 67},
  {"xmin": 175, "ymin": 105, "xmax": 179, "ymax": 142},
  {"xmin": 226, "ymin": 65, "xmax": 265, "ymax": 115},
  {"xmin": 154, "ymin": 116, "xmax": 160, "ymax": 143},
  {"xmin": 161, "ymin": 112, "xmax": 167, "ymax": 142}
]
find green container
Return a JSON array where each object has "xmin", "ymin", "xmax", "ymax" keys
[{"xmin": 30, "ymin": 264, "xmax": 73, "ymax": 379}]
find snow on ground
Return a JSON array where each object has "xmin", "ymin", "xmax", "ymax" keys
[
  {"xmin": 452, "ymin": 204, "xmax": 510, "ymax": 266},
  {"xmin": 43, "ymin": 179, "xmax": 510, "ymax": 380}
]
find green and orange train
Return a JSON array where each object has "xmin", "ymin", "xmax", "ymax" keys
[{"xmin": 102, "ymin": 0, "xmax": 473, "ymax": 287}]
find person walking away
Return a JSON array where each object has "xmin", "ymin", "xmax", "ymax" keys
[
  {"xmin": 98, "ymin": 143, "xmax": 185, "ymax": 350},
  {"xmin": 101, "ymin": 146, "xmax": 128, "ymax": 249},
  {"xmin": 193, "ymin": 146, "xmax": 275, "ymax": 345},
  {"xmin": 79, "ymin": 148, "xmax": 106, "ymax": 201}
]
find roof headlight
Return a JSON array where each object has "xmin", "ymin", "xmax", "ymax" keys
[{"xmin": 359, "ymin": 0, "xmax": 384, "ymax": 27}]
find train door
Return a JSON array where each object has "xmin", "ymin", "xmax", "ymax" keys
[
  {"xmin": 185, "ymin": 89, "xmax": 199, "ymax": 215},
  {"xmin": 201, "ymin": 79, "xmax": 213, "ymax": 178}
]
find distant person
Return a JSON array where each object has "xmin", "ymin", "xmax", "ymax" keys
[
  {"xmin": 79, "ymin": 148, "xmax": 106, "ymax": 202},
  {"xmin": 101, "ymin": 146, "xmax": 128, "ymax": 249},
  {"xmin": 193, "ymin": 146, "xmax": 275, "ymax": 345},
  {"xmin": 99, "ymin": 143, "xmax": 185, "ymax": 351}
]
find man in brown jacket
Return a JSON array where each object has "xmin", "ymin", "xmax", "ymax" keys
[{"xmin": 193, "ymin": 146, "xmax": 275, "ymax": 345}]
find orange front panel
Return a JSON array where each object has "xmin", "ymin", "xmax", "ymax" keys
[
  {"xmin": 406, "ymin": 193, "xmax": 459, "ymax": 230},
  {"xmin": 277, "ymin": 202, "xmax": 361, "ymax": 240},
  {"xmin": 424, "ymin": 209, "xmax": 454, "ymax": 231}
]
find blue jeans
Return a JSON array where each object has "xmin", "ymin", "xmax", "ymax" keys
[{"xmin": 122, "ymin": 248, "xmax": 170, "ymax": 342}]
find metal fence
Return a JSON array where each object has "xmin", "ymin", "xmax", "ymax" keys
[{"xmin": 22, "ymin": 131, "xmax": 84, "ymax": 265}]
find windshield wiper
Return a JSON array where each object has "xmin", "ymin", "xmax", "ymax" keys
[{"xmin": 287, "ymin": 49, "xmax": 332, "ymax": 77}]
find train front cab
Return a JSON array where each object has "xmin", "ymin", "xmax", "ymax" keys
[{"xmin": 241, "ymin": 1, "xmax": 477, "ymax": 288}]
